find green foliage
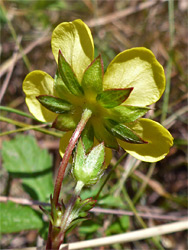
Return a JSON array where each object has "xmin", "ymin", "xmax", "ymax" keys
[
  {"xmin": 0, "ymin": 201, "xmax": 43, "ymax": 233},
  {"xmin": 79, "ymin": 220, "xmax": 100, "ymax": 234},
  {"xmin": 0, "ymin": 6, "xmax": 7, "ymax": 25},
  {"xmin": 2, "ymin": 135, "xmax": 53, "ymax": 202},
  {"xmin": 106, "ymin": 215, "xmax": 129, "ymax": 235},
  {"xmin": 97, "ymin": 195, "xmax": 125, "ymax": 209}
]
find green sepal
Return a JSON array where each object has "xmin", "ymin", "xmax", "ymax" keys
[
  {"xmin": 58, "ymin": 50, "xmax": 84, "ymax": 96},
  {"xmin": 93, "ymin": 120, "xmax": 119, "ymax": 150},
  {"xmin": 81, "ymin": 122, "xmax": 94, "ymax": 154},
  {"xmin": 105, "ymin": 119, "xmax": 147, "ymax": 144},
  {"xmin": 72, "ymin": 140, "xmax": 105, "ymax": 186},
  {"xmin": 52, "ymin": 113, "xmax": 79, "ymax": 131},
  {"xmin": 96, "ymin": 88, "xmax": 133, "ymax": 108},
  {"xmin": 107, "ymin": 105, "xmax": 149, "ymax": 123},
  {"xmin": 69, "ymin": 196, "xmax": 96, "ymax": 222},
  {"xmin": 81, "ymin": 55, "xmax": 103, "ymax": 95},
  {"xmin": 54, "ymin": 70, "xmax": 75, "ymax": 102},
  {"xmin": 36, "ymin": 95, "xmax": 73, "ymax": 114},
  {"xmin": 64, "ymin": 196, "xmax": 96, "ymax": 232},
  {"xmin": 66, "ymin": 217, "xmax": 88, "ymax": 234}
]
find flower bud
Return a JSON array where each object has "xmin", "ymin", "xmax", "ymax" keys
[{"xmin": 72, "ymin": 139, "xmax": 105, "ymax": 186}]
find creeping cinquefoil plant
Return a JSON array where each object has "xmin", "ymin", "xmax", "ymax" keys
[{"xmin": 23, "ymin": 19, "xmax": 173, "ymax": 249}]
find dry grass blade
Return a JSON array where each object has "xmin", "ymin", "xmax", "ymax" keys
[{"xmin": 59, "ymin": 220, "xmax": 188, "ymax": 249}]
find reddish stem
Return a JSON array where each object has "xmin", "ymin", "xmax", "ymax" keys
[
  {"xmin": 53, "ymin": 108, "xmax": 92, "ymax": 206},
  {"xmin": 46, "ymin": 108, "xmax": 92, "ymax": 249}
]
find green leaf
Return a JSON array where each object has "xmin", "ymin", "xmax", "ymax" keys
[
  {"xmin": 105, "ymin": 119, "xmax": 147, "ymax": 144},
  {"xmin": 106, "ymin": 215, "xmax": 129, "ymax": 235},
  {"xmin": 79, "ymin": 220, "xmax": 100, "ymax": 234},
  {"xmin": 81, "ymin": 55, "xmax": 103, "ymax": 95},
  {"xmin": 2, "ymin": 135, "xmax": 53, "ymax": 201},
  {"xmin": 81, "ymin": 122, "xmax": 94, "ymax": 154},
  {"xmin": 108, "ymin": 105, "xmax": 149, "ymax": 123},
  {"xmin": 37, "ymin": 95, "xmax": 73, "ymax": 114},
  {"xmin": 98, "ymin": 195, "xmax": 125, "ymax": 209},
  {"xmin": 96, "ymin": 88, "xmax": 133, "ymax": 108},
  {"xmin": 0, "ymin": 201, "xmax": 43, "ymax": 233},
  {"xmin": 58, "ymin": 50, "xmax": 84, "ymax": 96},
  {"xmin": 52, "ymin": 113, "xmax": 79, "ymax": 131}
]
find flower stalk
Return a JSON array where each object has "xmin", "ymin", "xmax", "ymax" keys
[
  {"xmin": 52, "ymin": 108, "xmax": 92, "ymax": 206},
  {"xmin": 46, "ymin": 108, "xmax": 92, "ymax": 249}
]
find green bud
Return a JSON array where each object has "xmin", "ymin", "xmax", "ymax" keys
[{"xmin": 72, "ymin": 139, "xmax": 105, "ymax": 186}]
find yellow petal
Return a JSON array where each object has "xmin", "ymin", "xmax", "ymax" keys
[
  {"xmin": 105, "ymin": 147, "xmax": 113, "ymax": 168},
  {"xmin": 51, "ymin": 19, "xmax": 94, "ymax": 82},
  {"xmin": 23, "ymin": 70, "xmax": 57, "ymax": 122},
  {"xmin": 103, "ymin": 47, "xmax": 165, "ymax": 106},
  {"xmin": 118, "ymin": 118, "xmax": 173, "ymax": 162},
  {"xmin": 59, "ymin": 131, "xmax": 72, "ymax": 159}
]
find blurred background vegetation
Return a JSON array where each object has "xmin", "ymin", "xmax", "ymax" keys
[{"xmin": 0, "ymin": 0, "xmax": 187, "ymax": 249}]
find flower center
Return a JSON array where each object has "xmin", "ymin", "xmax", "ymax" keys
[{"xmin": 83, "ymin": 94, "xmax": 106, "ymax": 120}]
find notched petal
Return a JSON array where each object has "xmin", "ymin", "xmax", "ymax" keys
[
  {"xmin": 96, "ymin": 88, "xmax": 133, "ymax": 108},
  {"xmin": 22, "ymin": 70, "xmax": 57, "ymax": 122},
  {"xmin": 51, "ymin": 19, "xmax": 94, "ymax": 82},
  {"xmin": 103, "ymin": 47, "xmax": 166, "ymax": 106}
]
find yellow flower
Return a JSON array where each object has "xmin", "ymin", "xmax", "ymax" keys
[{"xmin": 23, "ymin": 19, "xmax": 173, "ymax": 163}]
